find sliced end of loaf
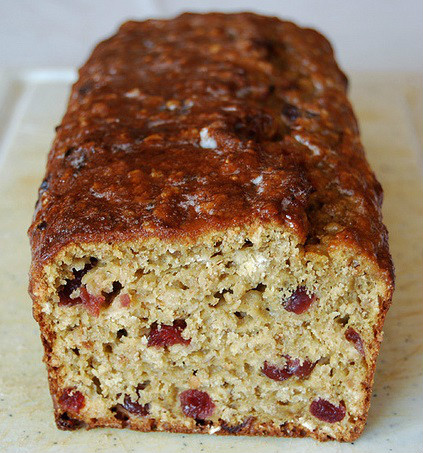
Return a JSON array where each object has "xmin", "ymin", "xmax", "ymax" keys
[{"xmin": 31, "ymin": 223, "xmax": 391, "ymax": 441}]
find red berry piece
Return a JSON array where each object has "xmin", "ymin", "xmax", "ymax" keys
[
  {"xmin": 58, "ymin": 259, "xmax": 97, "ymax": 306},
  {"xmin": 262, "ymin": 361, "xmax": 291, "ymax": 381},
  {"xmin": 58, "ymin": 388, "xmax": 85, "ymax": 413},
  {"xmin": 57, "ymin": 413, "xmax": 85, "ymax": 429},
  {"xmin": 310, "ymin": 398, "xmax": 346, "ymax": 423},
  {"xmin": 283, "ymin": 287, "xmax": 316, "ymax": 314},
  {"xmin": 148, "ymin": 320, "xmax": 191, "ymax": 347},
  {"xmin": 58, "ymin": 286, "xmax": 82, "ymax": 306},
  {"xmin": 262, "ymin": 356, "xmax": 316, "ymax": 381},
  {"xmin": 111, "ymin": 404, "xmax": 130, "ymax": 422},
  {"xmin": 345, "ymin": 327, "xmax": 365, "ymax": 357},
  {"xmin": 123, "ymin": 395, "xmax": 149, "ymax": 416},
  {"xmin": 286, "ymin": 356, "xmax": 316, "ymax": 378},
  {"xmin": 120, "ymin": 294, "xmax": 131, "ymax": 307},
  {"xmin": 180, "ymin": 389, "xmax": 215, "ymax": 420},
  {"xmin": 80, "ymin": 287, "xmax": 105, "ymax": 317}
]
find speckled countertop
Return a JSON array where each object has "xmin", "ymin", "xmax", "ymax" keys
[{"xmin": 0, "ymin": 70, "xmax": 422, "ymax": 452}]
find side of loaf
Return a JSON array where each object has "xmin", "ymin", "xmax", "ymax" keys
[{"xmin": 28, "ymin": 13, "xmax": 394, "ymax": 442}]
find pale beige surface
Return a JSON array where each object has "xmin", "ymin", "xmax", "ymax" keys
[{"xmin": 0, "ymin": 70, "xmax": 422, "ymax": 452}]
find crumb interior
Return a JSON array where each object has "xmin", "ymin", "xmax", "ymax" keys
[{"xmin": 38, "ymin": 225, "xmax": 386, "ymax": 438}]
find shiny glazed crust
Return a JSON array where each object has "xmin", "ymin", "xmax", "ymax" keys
[{"xmin": 28, "ymin": 12, "xmax": 394, "ymax": 442}]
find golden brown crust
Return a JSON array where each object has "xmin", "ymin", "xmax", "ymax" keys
[{"xmin": 28, "ymin": 12, "xmax": 394, "ymax": 289}]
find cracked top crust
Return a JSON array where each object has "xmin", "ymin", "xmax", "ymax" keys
[{"xmin": 28, "ymin": 12, "xmax": 393, "ymax": 284}]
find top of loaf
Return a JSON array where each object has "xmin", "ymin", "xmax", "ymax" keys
[{"xmin": 28, "ymin": 12, "xmax": 393, "ymax": 284}]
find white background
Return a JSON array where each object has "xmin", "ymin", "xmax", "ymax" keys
[{"xmin": 0, "ymin": 0, "xmax": 422, "ymax": 72}]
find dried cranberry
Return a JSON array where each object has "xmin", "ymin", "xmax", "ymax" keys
[
  {"xmin": 57, "ymin": 412, "xmax": 85, "ymax": 430},
  {"xmin": 120, "ymin": 294, "xmax": 131, "ymax": 307},
  {"xmin": 111, "ymin": 404, "xmax": 130, "ymax": 421},
  {"xmin": 80, "ymin": 287, "xmax": 105, "ymax": 317},
  {"xmin": 263, "ymin": 361, "xmax": 290, "ymax": 381},
  {"xmin": 287, "ymin": 356, "xmax": 316, "ymax": 378},
  {"xmin": 136, "ymin": 381, "xmax": 149, "ymax": 392},
  {"xmin": 263, "ymin": 356, "xmax": 316, "ymax": 381},
  {"xmin": 283, "ymin": 287, "xmax": 316, "ymax": 314},
  {"xmin": 345, "ymin": 327, "xmax": 365, "ymax": 357},
  {"xmin": 58, "ymin": 259, "xmax": 97, "ymax": 306},
  {"xmin": 58, "ymin": 388, "xmax": 85, "ymax": 413},
  {"xmin": 123, "ymin": 395, "xmax": 149, "ymax": 416},
  {"xmin": 180, "ymin": 389, "xmax": 215, "ymax": 420},
  {"xmin": 148, "ymin": 319, "xmax": 191, "ymax": 347},
  {"xmin": 58, "ymin": 286, "xmax": 81, "ymax": 306},
  {"xmin": 310, "ymin": 398, "xmax": 346, "ymax": 423}
]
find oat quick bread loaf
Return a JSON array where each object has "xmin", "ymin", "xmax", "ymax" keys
[{"xmin": 28, "ymin": 13, "xmax": 394, "ymax": 442}]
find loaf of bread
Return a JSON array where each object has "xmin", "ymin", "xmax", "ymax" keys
[{"xmin": 28, "ymin": 13, "xmax": 394, "ymax": 442}]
